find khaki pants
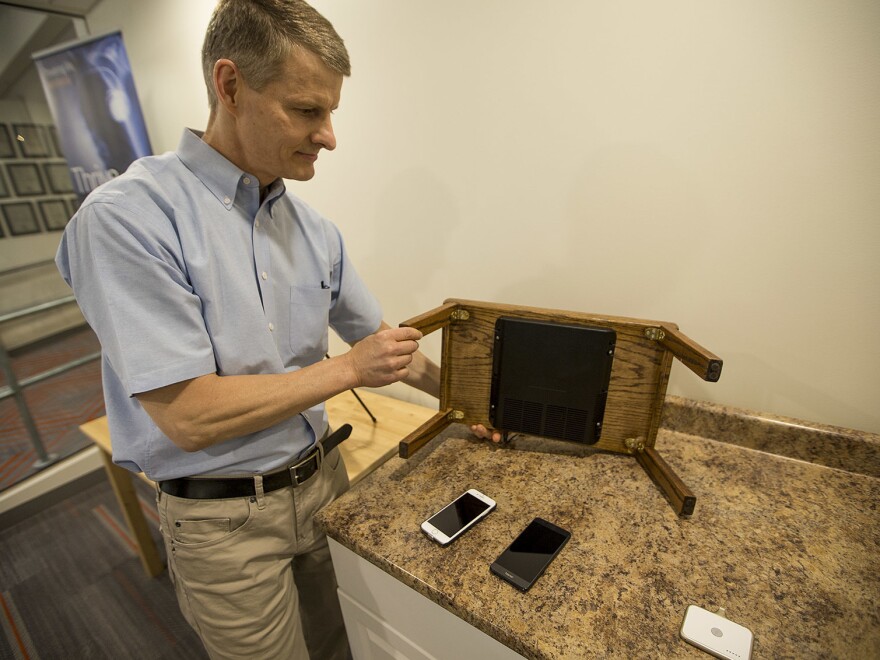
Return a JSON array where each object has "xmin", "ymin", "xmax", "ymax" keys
[{"xmin": 157, "ymin": 447, "xmax": 351, "ymax": 660}]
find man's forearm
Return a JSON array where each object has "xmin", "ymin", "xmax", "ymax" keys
[
  {"xmin": 138, "ymin": 325, "xmax": 424, "ymax": 451},
  {"xmin": 136, "ymin": 355, "xmax": 359, "ymax": 452},
  {"xmin": 402, "ymin": 349, "xmax": 441, "ymax": 398}
]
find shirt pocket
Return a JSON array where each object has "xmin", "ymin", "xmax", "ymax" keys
[{"xmin": 289, "ymin": 285, "xmax": 331, "ymax": 359}]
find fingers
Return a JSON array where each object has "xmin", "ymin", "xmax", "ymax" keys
[
  {"xmin": 386, "ymin": 326, "xmax": 423, "ymax": 342},
  {"xmin": 383, "ymin": 326, "xmax": 422, "ymax": 353},
  {"xmin": 377, "ymin": 328, "xmax": 421, "ymax": 364},
  {"xmin": 347, "ymin": 327, "xmax": 424, "ymax": 388},
  {"xmin": 470, "ymin": 424, "xmax": 502, "ymax": 443}
]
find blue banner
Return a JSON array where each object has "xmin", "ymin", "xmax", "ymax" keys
[{"xmin": 33, "ymin": 31, "xmax": 152, "ymax": 200}]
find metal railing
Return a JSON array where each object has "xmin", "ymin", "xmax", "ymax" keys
[{"xmin": 0, "ymin": 294, "xmax": 100, "ymax": 469}]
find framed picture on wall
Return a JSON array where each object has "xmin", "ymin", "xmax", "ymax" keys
[
  {"xmin": 7, "ymin": 163, "xmax": 45, "ymax": 196},
  {"xmin": 39, "ymin": 199, "xmax": 71, "ymax": 231},
  {"xmin": 0, "ymin": 124, "xmax": 15, "ymax": 158},
  {"xmin": 48, "ymin": 125, "xmax": 64, "ymax": 158},
  {"xmin": 1, "ymin": 202, "xmax": 41, "ymax": 236},
  {"xmin": 43, "ymin": 162, "xmax": 74, "ymax": 194},
  {"xmin": 0, "ymin": 167, "xmax": 9, "ymax": 199},
  {"xmin": 11, "ymin": 124, "xmax": 51, "ymax": 158}
]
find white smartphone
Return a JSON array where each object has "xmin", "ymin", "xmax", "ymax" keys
[
  {"xmin": 680, "ymin": 605, "xmax": 754, "ymax": 660},
  {"xmin": 421, "ymin": 489, "xmax": 496, "ymax": 545}
]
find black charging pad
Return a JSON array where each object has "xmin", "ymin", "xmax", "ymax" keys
[{"xmin": 489, "ymin": 317, "xmax": 616, "ymax": 444}]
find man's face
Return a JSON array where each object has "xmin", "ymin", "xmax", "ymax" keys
[{"xmin": 234, "ymin": 47, "xmax": 343, "ymax": 185}]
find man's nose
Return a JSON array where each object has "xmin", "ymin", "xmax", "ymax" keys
[{"xmin": 313, "ymin": 115, "xmax": 336, "ymax": 151}]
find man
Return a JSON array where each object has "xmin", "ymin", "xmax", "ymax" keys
[{"xmin": 56, "ymin": 1, "xmax": 444, "ymax": 658}]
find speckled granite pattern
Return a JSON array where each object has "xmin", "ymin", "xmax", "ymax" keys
[
  {"xmin": 661, "ymin": 396, "xmax": 880, "ymax": 478},
  {"xmin": 317, "ymin": 421, "xmax": 880, "ymax": 659}
]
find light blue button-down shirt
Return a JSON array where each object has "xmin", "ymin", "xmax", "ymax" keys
[{"xmin": 56, "ymin": 129, "xmax": 382, "ymax": 480}]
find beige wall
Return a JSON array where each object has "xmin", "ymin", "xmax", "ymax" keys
[{"xmin": 86, "ymin": 0, "xmax": 880, "ymax": 433}]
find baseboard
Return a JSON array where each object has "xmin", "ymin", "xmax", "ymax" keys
[{"xmin": 0, "ymin": 446, "xmax": 104, "ymax": 528}]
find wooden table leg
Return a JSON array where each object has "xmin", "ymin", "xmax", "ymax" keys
[{"xmin": 99, "ymin": 449, "xmax": 165, "ymax": 577}]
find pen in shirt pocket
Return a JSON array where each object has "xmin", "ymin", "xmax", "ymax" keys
[{"xmin": 320, "ymin": 280, "xmax": 330, "ymax": 289}]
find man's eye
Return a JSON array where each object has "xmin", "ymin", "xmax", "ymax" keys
[{"xmin": 295, "ymin": 108, "xmax": 316, "ymax": 116}]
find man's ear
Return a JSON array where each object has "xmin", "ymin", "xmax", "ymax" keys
[{"xmin": 213, "ymin": 58, "xmax": 242, "ymax": 115}]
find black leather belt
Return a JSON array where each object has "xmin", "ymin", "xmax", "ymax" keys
[{"xmin": 158, "ymin": 424, "xmax": 352, "ymax": 500}]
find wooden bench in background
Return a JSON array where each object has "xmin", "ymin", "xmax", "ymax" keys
[{"xmin": 79, "ymin": 389, "xmax": 436, "ymax": 577}]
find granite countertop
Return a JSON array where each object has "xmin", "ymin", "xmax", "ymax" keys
[{"xmin": 316, "ymin": 398, "xmax": 880, "ymax": 659}]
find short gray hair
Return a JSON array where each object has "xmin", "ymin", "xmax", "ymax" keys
[{"xmin": 202, "ymin": 0, "xmax": 350, "ymax": 111}]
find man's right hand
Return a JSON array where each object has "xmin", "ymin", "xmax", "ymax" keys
[{"xmin": 345, "ymin": 326, "xmax": 423, "ymax": 388}]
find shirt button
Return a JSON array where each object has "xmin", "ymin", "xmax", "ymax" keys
[
  {"xmin": 223, "ymin": 196, "xmax": 231, "ymax": 205},
  {"xmin": 261, "ymin": 271, "xmax": 268, "ymax": 280},
  {"xmin": 243, "ymin": 177, "xmax": 251, "ymax": 185},
  {"xmin": 255, "ymin": 220, "xmax": 260, "ymax": 228},
  {"xmin": 268, "ymin": 323, "xmax": 275, "ymax": 332}
]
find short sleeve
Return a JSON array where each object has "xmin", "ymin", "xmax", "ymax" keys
[
  {"xmin": 56, "ymin": 192, "xmax": 217, "ymax": 395},
  {"xmin": 326, "ymin": 223, "xmax": 383, "ymax": 343}
]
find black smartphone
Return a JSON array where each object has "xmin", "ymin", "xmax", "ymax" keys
[{"xmin": 490, "ymin": 517, "xmax": 571, "ymax": 592}]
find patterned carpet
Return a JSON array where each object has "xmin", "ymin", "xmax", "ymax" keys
[
  {"xmin": 0, "ymin": 477, "xmax": 207, "ymax": 659},
  {"xmin": 0, "ymin": 325, "xmax": 105, "ymax": 491},
  {"xmin": 0, "ymin": 327, "xmax": 207, "ymax": 657}
]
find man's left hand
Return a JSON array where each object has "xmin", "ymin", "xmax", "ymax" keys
[{"xmin": 470, "ymin": 424, "xmax": 502, "ymax": 443}]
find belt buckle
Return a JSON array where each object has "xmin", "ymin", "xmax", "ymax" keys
[{"xmin": 289, "ymin": 443, "xmax": 323, "ymax": 486}]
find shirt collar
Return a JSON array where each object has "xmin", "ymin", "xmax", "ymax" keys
[{"xmin": 176, "ymin": 128, "xmax": 285, "ymax": 210}]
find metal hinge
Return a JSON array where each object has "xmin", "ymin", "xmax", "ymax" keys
[
  {"xmin": 644, "ymin": 327, "xmax": 665, "ymax": 341},
  {"xmin": 447, "ymin": 410, "xmax": 465, "ymax": 421},
  {"xmin": 450, "ymin": 309, "xmax": 470, "ymax": 322},
  {"xmin": 625, "ymin": 437, "xmax": 645, "ymax": 453}
]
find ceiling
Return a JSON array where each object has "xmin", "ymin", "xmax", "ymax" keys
[
  {"xmin": 0, "ymin": 0, "xmax": 99, "ymax": 16},
  {"xmin": 0, "ymin": 1, "xmax": 94, "ymax": 97}
]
